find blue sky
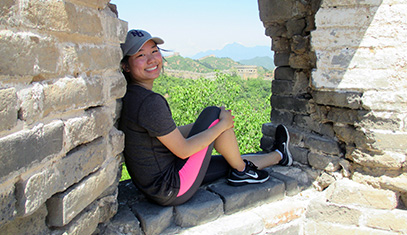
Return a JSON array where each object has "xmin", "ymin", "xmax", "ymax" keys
[{"xmin": 110, "ymin": 0, "xmax": 271, "ymax": 57}]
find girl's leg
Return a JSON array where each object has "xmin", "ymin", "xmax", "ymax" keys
[
  {"xmin": 170, "ymin": 106, "xmax": 221, "ymax": 205},
  {"xmin": 214, "ymin": 128, "xmax": 281, "ymax": 169}
]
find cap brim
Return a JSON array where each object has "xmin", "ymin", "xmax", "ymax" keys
[{"xmin": 125, "ymin": 37, "xmax": 164, "ymax": 56}]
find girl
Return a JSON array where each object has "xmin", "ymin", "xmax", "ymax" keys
[{"xmin": 119, "ymin": 29, "xmax": 292, "ymax": 206}]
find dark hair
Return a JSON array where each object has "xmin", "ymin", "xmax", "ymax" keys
[{"xmin": 120, "ymin": 46, "xmax": 169, "ymax": 85}]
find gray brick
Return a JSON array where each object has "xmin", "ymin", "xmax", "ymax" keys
[
  {"xmin": 312, "ymin": 90, "xmax": 362, "ymax": 109},
  {"xmin": 208, "ymin": 178, "xmax": 285, "ymax": 215},
  {"xmin": 268, "ymin": 171, "xmax": 300, "ymax": 196},
  {"xmin": 131, "ymin": 201, "xmax": 173, "ymax": 235},
  {"xmin": 174, "ymin": 189, "xmax": 223, "ymax": 227},
  {"xmin": 304, "ymin": 134, "xmax": 341, "ymax": 155},
  {"xmin": 16, "ymin": 137, "xmax": 106, "ymax": 216},
  {"xmin": 272, "ymin": 96, "xmax": 309, "ymax": 114},
  {"xmin": 274, "ymin": 66, "xmax": 295, "ymax": 81},
  {"xmin": 103, "ymin": 205, "xmax": 142, "ymax": 235},
  {"xmin": 0, "ymin": 120, "xmax": 63, "ymax": 180},
  {"xmin": 46, "ymin": 157, "xmax": 119, "ymax": 226},
  {"xmin": 0, "ymin": 88, "xmax": 18, "ymax": 132},
  {"xmin": 258, "ymin": 0, "xmax": 307, "ymax": 22},
  {"xmin": 0, "ymin": 183, "xmax": 16, "ymax": 226}
]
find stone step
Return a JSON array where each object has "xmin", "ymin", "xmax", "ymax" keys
[{"xmin": 103, "ymin": 169, "xmax": 305, "ymax": 235}]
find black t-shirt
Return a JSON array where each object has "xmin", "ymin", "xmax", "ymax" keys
[{"xmin": 120, "ymin": 85, "xmax": 179, "ymax": 205}]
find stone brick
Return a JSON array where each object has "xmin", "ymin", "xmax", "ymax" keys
[
  {"xmin": 362, "ymin": 90, "xmax": 407, "ymax": 112},
  {"xmin": 100, "ymin": 6, "xmax": 128, "ymax": 43},
  {"xmin": 104, "ymin": 71, "xmax": 127, "ymax": 100},
  {"xmin": 325, "ymin": 179, "xmax": 398, "ymax": 209},
  {"xmin": 286, "ymin": 18, "xmax": 306, "ymax": 37},
  {"xmin": 0, "ymin": 204, "xmax": 49, "ymax": 235},
  {"xmin": 0, "ymin": 183, "xmax": 16, "ymax": 226},
  {"xmin": 365, "ymin": 208, "xmax": 407, "ymax": 233},
  {"xmin": 208, "ymin": 178, "xmax": 285, "ymax": 215},
  {"xmin": 272, "ymin": 37, "xmax": 290, "ymax": 52},
  {"xmin": 360, "ymin": 111, "xmax": 403, "ymax": 132},
  {"xmin": 304, "ymin": 133, "xmax": 341, "ymax": 155},
  {"xmin": 16, "ymin": 138, "xmax": 105, "ymax": 216},
  {"xmin": 292, "ymin": 71, "xmax": 309, "ymax": 95},
  {"xmin": 294, "ymin": 115, "xmax": 335, "ymax": 138},
  {"xmin": 268, "ymin": 171, "xmax": 300, "ymax": 196},
  {"xmin": 131, "ymin": 201, "xmax": 173, "ymax": 235},
  {"xmin": 64, "ymin": 107, "xmax": 112, "ymax": 150},
  {"xmin": 97, "ymin": 192, "xmax": 118, "ymax": 224},
  {"xmin": 306, "ymin": 197, "xmax": 362, "ymax": 225},
  {"xmin": 272, "ymin": 96, "xmax": 309, "ymax": 114},
  {"xmin": 274, "ymin": 52, "xmax": 290, "ymax": 66},
  {"xmin": 0, "ymin": 121, "xmax": 64, "ymax": 181},
  {"xmin": 43, "ymin": 76, "xmax": 104, "ymax": 116},
  {"xmin": 102, "ymin": 205, "xmax": 142, "ymax": 235},
  {"xmin": 77, "ymin": 45, "xmax": 122, "ymax": 71},
  {"xmin": 305, "ymin": 220, "xmax": 395, "ymax": 235},
  {"xmin": 289, "ymin": 52, "xmax": 315, "ymax": 69},
  {"xmin": 274, "ymin": 66, "xmax": 295, "ymax": 81},
  {"xmin": 252, "ymin": 199, "xmax": 305, "ymax": 229},
  {"xmin": 108, "ymin": 127, "xmax": 125, "ymax": 158},
  {"xmin": 270, "ymin": 109, "xmax": 294, "ymax": 125},
  {"xmin": 51, "ymin": 202, "xmax": 100, "ymax": 235},
  {"xmin": 265, "ymin": 24, "xmax": 286, "ymax": 37},
  {"xmin": 46, "ymin": 156, "xmax": 119, "ymax": 226},
  {"xmin": 290, "ymin": 146, "xmax": 309, "ymax": 165},
  {"xmin": 258, "ymin": 0, "xmax": 308, "ymax": 23},
  {"xmin": 366, "ymin": 129, "xmax": 407, "ymax": 151},
  {"xmin": 347, "ymin": 148, "xmax": 404, "ymax": 169},
  {"xmin": 174, "ymin": 189, "xmax": 223, "ymax": 227},
  {"xmin": 0, "ymin": 88, "xmax": 17, "ymax": 132},
  {"xmin": 0, "ymin": 30, "xmax": 59, "ymax": 77},
  {"xmin": 325, "ymin": 107, "xmax": 366, "ymax": 125},
  {"xmin": 312, "ymin": 90, "xmax": 362, "ymax": 109},
  {"xmin": 315, "ymin": 7, "xmax": 374, "ymax": 28},
  {"xmin": 17, "ymin": 83, "xmax": 44, "ymax": 124},
  {"xmin": 308, "ymin": 152, "xmax": 341, "ymax": 172},
  {"xmin": 272, "ymin": 80, "xmax": 293, "ymax": 96}
]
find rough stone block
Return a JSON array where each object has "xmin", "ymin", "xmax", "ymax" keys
[
  {"xmin": 100, "ymin": 6, "xmax": 128, "ymax": 43},
  {"xmin": 50, "ymin": 202, "xmax": 100, "ymax": 235},
  {"xmin": 258, "ymin": 0, "xmax": 308, "ymax": 23},
  {"xmin": 272, "ymin": 95, "xmax": 309, "ymax": 114},
  {"xmin": 270, "ymin": 109, "xmax": 294, "ymax": 126},
  {"xmin": 287, "ymin": 19, "xmax": 306, "ymax": 37},
  {"xmin": 272, "ymin": 37, "xmax": 290, "ymax": 52},
  {"xmin": 105, "ymin": 71, "xmax": 127, "ymax": 100},
  {"xmin": 305, "ymin": 220, "xmax": 390, "ymax": 235},
  {"xmin": 308, "ymin": 152, "xmax": 341, "ymax": 172},
  {"xmin": 362, "ymin": 90, "xmax": 407, "ymax": 112},
  {"xmin": 347, "ymin": 148, "xmax": 404, "ymax": 169},
  {"xmin": 46, "ymin": 157, "xmax": 119, "ymax": 226},
  {"xmin": 0, "ymin": 121, "xmax": 63, "ymax": 181},
  {"xmin": 365, "ymin": 208, "xmax": 407, "ymax": 233},
  {"xmin": 289, "ymin": 52, "xmax": 315, "ymax": 69},
  {"xmin": 0, "ymin": 30, "xmax": 59, "ymax": 77},
  {"xmin": 272, "ymin": 80, "xmax": 293, "ymax": 96},
  {"xmin": 43, "ymin": 76, "xmax": 104, "ymax": 116},
  {"xmin": 174, "ymin": 189, "xmax": 223, "ymax": 227},
  {"xmin": 17, "ymin": 83, "xmax": 44, "ymax": 124},
  {"xmin": 325, "ymin": 179, "xmax": 398, "ymax": 210},
  {"xmin": 367, "ymin": 129, "xmax": 407, "ymax": 151},
  {"xmin": 274, "ymin": 52, "xmax": 290, "ymax": 66},
  {"xmin": 77, "ymin": 45, "xmax": 122, "ymax": 71},
  {"xmin": 108, "ymin": 127, "xmax": 125, "ymax": 158},
  {"xmin": 0, "ymin": 88, "xmax": 17, "ymax": 132},
  {"xmin": 312, "ymin": 90, "xmax": 362, "ymax": 109},
  {"xmin": 0, "ymin": 205, "xmax": 50, "ymax": 234},
  {"xmin": 290, "ymin": 146, "xmax": 309, "ymax": 165},
  {"xmin": 268, "ymin": 171, "xmax": 300, "ymax": 196},
  {"xmin": 131, "ymin": 201, "xmax": 173, "ymax": 235},
  {"xmin": 315, "ymin": 7, "xmax": 374, "ymax": 28},
  {"xmin": 208, "ymin": 178, "xmax": 285, "ymax": 215},
  {"xmin": 64, "ymin": 107, "xmax": 112, "ymax": 150},
  {"xmin": 97, "ymin": 192, "xmax": 118, "ymax": 224},
  {"xmin": 102, "ymin": 205, "xmax": 142, "ymax": 235},
  {"xmin": 0, "ymin": 183, "xmax": 16, "ymax": 226},
  {"xmin": 16, "ymin": 138, "xmax": 106, "ymax": 216},
  {"xmin": 304, "ymin": 134, "xmax": 341, "ymax": 155},
  {"xmin": 306, "ymin": 197, "xmax": 362, "ymax": 225},
  {"xmin": 274, "ymin": 66, "xmax": 295, "ymax": 81}
]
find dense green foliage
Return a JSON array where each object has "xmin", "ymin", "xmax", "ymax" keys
[
  {"xmin": 164, "ymin": 55, "xmax": 212, "ymax": 73},
  {"xmin": 120, "ymin": 73, "xmax": 272, "ymax": 181},
  {"xmin": 198, "ymin": 56, "xmax": 240, "ymax": 71}
]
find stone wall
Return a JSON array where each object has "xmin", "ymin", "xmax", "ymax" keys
[
  {"xmin": 259, "ymin": 0, "xmax": 407, "ymax": 233},
  {"xmin": 0, "ymin": 1, "xmax": 127, "ymax": 234}
]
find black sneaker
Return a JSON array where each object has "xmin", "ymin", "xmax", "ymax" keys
[
  {"xmin": 227, "ymin": 160, "xmax": 270, "ymax": 186},
  {"xmin": 273, "ymin": 124, "xmax": 293, "ymax": 166}
]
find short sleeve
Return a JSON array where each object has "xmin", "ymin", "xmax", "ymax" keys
[{"xmin": 138, "ymin": 94, "xmax": 176, "ymax": 137}]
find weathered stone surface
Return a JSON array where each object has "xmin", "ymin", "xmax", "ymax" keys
[
  {"xmin": 270, "ymin": 109, "xmax": 294, "ymax": 126},
  {"xmin": 174, "ymin": 189, "xmax": 223, "ymax": 227},
  {"xmin": 131, "ymin": 201, "xmax": 173, "ymax": 235},
  {"xmin": 258, "ymin": 0, "xmax": 308, "ymax": 23},
  {"xmin": 365, "ymin": 208, "xmax": 407, "ymax": 233},
  {"xmin": 102, "ymin": 205, "xmax": 142, "ymax": 235},
  {"xmin": 108, "ymin": 127, "xmax": 125, "ymax": 158},
  {"xmin": 306, "ymin": 197, "xmax": 362, "ymax": 225},
  {"xmin": 46, "ymin": 157, "xmax": 119, "ymax": 226},
  {"xmin": 287, "ymin": 18, "xmax": 306, "ymax": 37},
  {"xmin": 272, "ymin": 96, "xmax": 309, "ymax": 114},
  {"xmin": 272, "ymin": 37, "xmax": 290, "ymax": 52},
  {"xmin": 272, "ymin": 80, "xmax": 293, "ymax": 96},
  {"xmin": 268, "ymin": 171, "xmax": 300, "ymax": 196},
  {"xmin": 312, "ymin": 90, "xmax": 362, "ymax": 109},
  {"xmin": 17, "ymin": 83, "xmax": 44, "ymax": 124},
  {"xmin": 274, "ymin": 52, "xmax": 290, "ymax": 66},
  {"xmin": 305, "ymin": 220, "xmax": 396, "ymax": 235},
  {"xmin": 16, "ymin": 137, "xmax": 106, "ymax": 216},
  {"xmin": 325, "ymin": 179, "xmax": 398, "ymax": 210},
  {"xmin": 51, "ymin": 202, "xmax": 100, "ymax": 235},
  {"xmin": 304, "ymin": 134, "xmax": 341, "ymax": 155},
  {"xmin": 64, "ymin": 107, "xmax": 112, "ymax": 150},
  {"xmin": 208, "ymin": 178, "xmax": 285, "ymax": 215},
  {"xmin": 0, "ymin": 204, "xmax": 49, "ymax": 235},
  {"xmin": 0, "ymin": 121, "xmax": 64, "ymax": 181},
  {"xmin": 308, "ymin": 152, "xmax": 341, "ymax": 172},
  {"xmin": 0, "ymin": 88, "xmax": 17, "ymax": 132},
  {"xmin": 347, "ymin": 148, "xmax": 404, "ymax": 169},
  {"xmin": 0, "ymin": 183, "xmax": 16, "ymax": 226},
  {"xmin": 274, "ymin": 66, "xmax": 295, "ymax": 81},
  {"xmin": 290, "ymin": 146, "xmax": 309, "ymax": 165}
]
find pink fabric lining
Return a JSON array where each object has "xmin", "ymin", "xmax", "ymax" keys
[{"xmin": 177, "ymin": 119, "xmax": 220, "ymax": 197}]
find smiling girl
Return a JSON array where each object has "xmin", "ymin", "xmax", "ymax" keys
[{"xmin": 119, "ymin": 29, "xmax": 292, "ymax": 206}]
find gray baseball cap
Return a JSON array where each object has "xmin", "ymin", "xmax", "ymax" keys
[{"xmin": 120, "ymin": 29, "xmax": 164, "ymax": 57}]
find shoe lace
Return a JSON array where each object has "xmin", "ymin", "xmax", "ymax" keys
[{"xmin": 244, "ymin": 160, "xmax": 258, "ymax": 170}]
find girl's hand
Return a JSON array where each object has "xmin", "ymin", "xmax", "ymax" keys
[{"xmin": 219, "ymin": 106, "xmax": 234, "ymax": 131}]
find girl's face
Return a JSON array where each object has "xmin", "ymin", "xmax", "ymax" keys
[{"xmin": 125, "ymin": 40, "xmax": 162, "ymax": 84}]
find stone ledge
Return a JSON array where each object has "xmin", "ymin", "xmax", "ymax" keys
[{"xmin": 104, "ymin": 167, "xmax": 307, "ymax": 235}]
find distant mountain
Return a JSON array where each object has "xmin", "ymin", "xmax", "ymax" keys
[
  {"xmin": 191, "ymin": 42, "xmax": 274, "ymax": 62},
  {"xmin": 239, "ymin": 56, "xmax": 275, "ymax": 70}
]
